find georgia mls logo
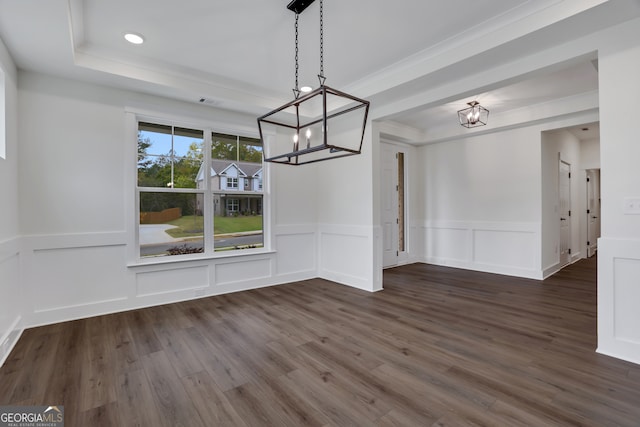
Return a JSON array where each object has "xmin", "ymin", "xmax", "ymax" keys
[
  {"xmin": 44, "ymin": 406, "xmax": 63, "ymax": 417},
  {"xmin": 0, "ymin": 405, "xmax": 64, "ymax": 427}
]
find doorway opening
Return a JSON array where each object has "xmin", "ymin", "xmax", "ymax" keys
[{"xmin": 382, "ymin": 142, "xmax": 408, "ymax": 268}]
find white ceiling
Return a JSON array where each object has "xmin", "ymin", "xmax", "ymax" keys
[
  {"xmin": 391, "ymin": 59, "xmax": 600, "ymax": 134},
  {"xmin": 565, "ymin": 122, "xmax": 600, "ymax": 141},
  {"xmin": 1, "ymin": 0, "xmax": 640, "ymax": 139}
]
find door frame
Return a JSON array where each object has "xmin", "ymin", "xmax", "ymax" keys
[
  {"xmin": 559, "ymin": 158, "xmax": 572, "ymax": 267},
  {"xmin": 586, "ymin": 168, "xmax": 601, "ymax": 258},
  {"xmin": 381, "ymin": 140, "xmax": 410, "ymax": 268}
]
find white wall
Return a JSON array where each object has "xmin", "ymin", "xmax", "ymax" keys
[
  {"xmin": 597, "ymin": 17, "xmax": 640, "ymax": 364},
  {"xmin": 16, "ymin": 71, "xmax": 319, "ymax": 328},
  {"xmin": 581, "ymin": 137, "xmax": 601, "ymax": 170},
  {"xmin": 271, "ymin": 139, "xmax": 318, "ymax": 281},
  {"xmin": 315, "ymin": 121, "xmax": 380, "ymax": 291},
  {"xmin": 415, "ymin": 125, "xmax": 543, "ymax": 278},
  {"xmin": 0, "ymin": 35, "xmax": 22, "ymax": 366}
]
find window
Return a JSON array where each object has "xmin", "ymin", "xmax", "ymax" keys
[
  {"xmin": 211, "ymin": 132, "xmax": 264, "ymax": 252},
  {"xmin": 226, "ymin": 198, "xmax": 239, "ymax": 213},
  {"xmin": 227, "ymin": 177, "xmax": 238, "ymax": 189},
  {"xmin": 137, "ymin": 123, "xmax": 264, "ymax": 258},
  {"xmin": 244, "ymin": 178, "xmax": 250, "ymax": 189},
  {"xmin": 137, "ymin": 123, "xmax": 204, "ymax": 257}
]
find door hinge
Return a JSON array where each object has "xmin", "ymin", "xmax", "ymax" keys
[
  {"xmin": 587, "ymin": 209, "xmax": 590, "ymax": 214},
  {"xmin": 396, "ymin": 251, "xmax": 399, "ymax": 256},
  {"xmin": 568, "ymin": 248, "xmax": 572, "ymax": 254},
  {"xmin": 396, "ymin": 218, "xmax": 399, "ymax": 224},
  {"xmin": 396, "ymin": 185, "xmax": 398, "ymax": 191},
  {"xmin": 568, "ymin": 210, "xmax": 571, "ymax": 217},
  {"xmin": 395, "ymin": 153, "xmax": 398, "ymax": 159},
  {"xmin": 587, "ymin": 177, "xmax": 590, "ymax": 182},
  {"xmin": 587, "ymin": 241, "xmax": 591, "ymax": 246},
  {"xmin": 569, "ymin": 172, "xmax": 571, "ymax": 179}
]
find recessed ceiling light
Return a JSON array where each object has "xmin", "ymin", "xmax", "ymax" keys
[
  {"xmin": 300, "ymin": 86, "xmax": 313, "ymax": 93},
  {"xmin": 124, "ymin": 33, "xmax": 145, "ymax": 45}
]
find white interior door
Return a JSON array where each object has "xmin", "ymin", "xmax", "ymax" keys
[
  {"xmin": 559, "ymin": 160, "xmax": 572, "ymax": 266},
  {"xmin": 382, "ymin": 144, "xmax": 398, "ymax": 268},
  {"xmin": 586, "ymin": 169, "xmax": 601, "ymax": 257}
]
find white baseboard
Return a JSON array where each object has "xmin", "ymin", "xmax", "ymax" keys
[{"xmin": 0, "ymin": 316, "xmax": 23, "ymax": 368}]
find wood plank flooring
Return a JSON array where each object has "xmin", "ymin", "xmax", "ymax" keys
[{"xmin": 2, "ymin": 257, "xmax": 640, "ymax": 426}]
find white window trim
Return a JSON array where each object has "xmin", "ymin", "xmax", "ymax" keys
[
  {"xmin": 227, "ymin": 177, "xmax": 239, "ymax": 189},
  {"xmin": 125, "ymin": 109, "xmax": 273, "ymax": 266},
  {"xmin": 0, "ymin": 64, "xmax": 5, "ymax": 160}
]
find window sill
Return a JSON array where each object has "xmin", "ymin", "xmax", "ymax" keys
[{"xmin": 127, "ymin": 248, "xmax": 276, "ymax": 268}]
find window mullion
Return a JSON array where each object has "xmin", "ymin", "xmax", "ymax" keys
[
  {"xmin": 203, "ymin": 129, "xmax": 213, "ymax": 254},
  {"xmin": 170, "ymin": 126, "xmax": 175, "ymax": 188}
]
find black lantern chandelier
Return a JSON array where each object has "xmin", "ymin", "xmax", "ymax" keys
[
  {"xmin": 458, "ymin": 101, "xmax": 489, "ymax": 128},
  {"xmin": 257, "ymin": 0, "xmax": 370, "ymax": 165}
]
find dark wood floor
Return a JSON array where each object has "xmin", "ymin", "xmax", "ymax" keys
[{"xmin": 2, "ymin": 257, "xmax": 640, "ymax": 426}]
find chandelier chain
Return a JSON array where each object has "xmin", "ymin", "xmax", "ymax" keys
[
  {"xmin": 319, "ymin": 0, "xmax": 324, "ymax": 78},
  {"xmin": 294, "ymin": 13, "xmax": 299, "ymax": 92}
]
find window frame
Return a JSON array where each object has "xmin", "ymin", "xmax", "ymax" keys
[
  {"xmin": 127, "ymin": 110, "xmax": 271, "ymax": 265},
  {"xmin": 227, "ymin": 177, "xmax": 238, "ymax": 189},
  {"xmin": 226, "ymin": 198, "xmax": 240, "ymax": 213},
  {"xmin": 0, "ymin": 63, "xmax": 5, "ymax": 160}
]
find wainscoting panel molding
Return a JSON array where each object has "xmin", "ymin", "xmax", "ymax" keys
[
  {"xmin": 30, "ymin": 244, "xmax": 129, "ymax": 313},
  {"xmin": 423, "ymin": 221, "xmax": 542, "ymax": 279},
  {"xmin": 318, "ymin": 224, "xmax": 376, "ymax": 291},
  {"xmin": 137, "ymin": 264, "xmax": 209, "ymax": 297},
  {"xmin": 214, "ymin": 257, "xmax": 272, "ymax": 287},
  {"xmin": 18, "ymin": 226, "xmax": 326, "ymax": 328},
  {"xmin": 274, "ymin": 225, "xmax": 316, "ymax": 277},
  {"xmin": 598, "ymin": 237, "xmax": 640, "ymax": 365}
]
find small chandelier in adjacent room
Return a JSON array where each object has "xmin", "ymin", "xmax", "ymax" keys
[
  {"xmin": 458, "ymin": 101, "xmax": 489, "ymax": 128},
  {"xmin": 257, "ymin": 0, "xmax": 370, "ymax": 165}
]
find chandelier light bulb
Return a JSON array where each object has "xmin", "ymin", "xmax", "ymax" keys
[
  {"xmin": 305, "ymin": 128, "xmax": 312, "ymax": 148},
  {"xmin": 292, "ymin": 133, "xmax": 299, "ymax": 151}
]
